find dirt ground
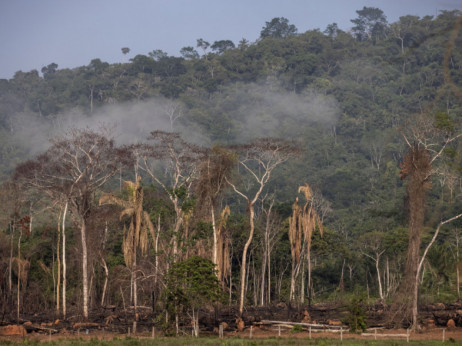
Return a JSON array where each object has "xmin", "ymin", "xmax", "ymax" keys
[
  {"xmin": 2, "ymin": 303, "xmax": 462, "ymax": 343},
  {"xmin": 1, "ymin": 325, "xmax": 462, "ymax": 343}
]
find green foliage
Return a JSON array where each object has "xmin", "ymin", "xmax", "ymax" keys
[
  {"xmin": 163, "ymin": 256, "xmax": 222, "ymax": 312},
  {"xmin": 345, "ymin": 294, "xmax": 367, "ymax": 332},
  {"xmin": 2, "ymin": 8, "xmax": 462, "ymax": 316},
  {"xmin": 260, "ymin": 17, "xmax": 297, "ymax": 39},
  {"xmin": 434, "ymin": 111, "xmax": 455, "ymax": 132},
  {"xmin": 290, "ymin": 324, "xmax": 303, "ymax": 333}
]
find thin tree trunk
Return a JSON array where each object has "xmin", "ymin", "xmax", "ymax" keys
[
  {"xmin": 62, "ymin": 202, "xmax": 68, "ymax": 319},
  {"xmin": 239, "ymin": 204, "xmax": 255, "ymax": 315},
  {"xmin": 386, "ymin": 257, "xmax": 390, "ymax": 298},
  {"xmin": 412, "ymin": 213, "xmax": 462, "ymax": 329},
  {"xmin": 260, "ymin": 245, "xmax": 267, "ymax": 306},
  {"xmin": 267, "ymin": 248, "xmax": 271, "ymax": 305},
  {"xmin": 56, "ymin": 212, "xmax": 61, "ymax": 315},
  {"xmin": 300, "ymin": 260, "xmax": 305, "ymax": 304},
  {"xmin": 211, "ymin": 205, "xmax": 218, "ymax": 267},
  {"xmin": 101, "ymin": 258, "xmax": 108, "ymax": 307},
  {"xmin": 290, "ymin": 258, "xmax": 296, "ymax": 302},
  {"xmin": 229, "ymin": 251, "xmax": 233, "ymax": 306},
  {"xmin": 132, "ymin": 236, "xmax": 138, "ymax": 315},
  {"xmin": 81, "ymin": 221, "xmax": 89, "ymax": 319},
  {"xmin": 376, "ymin": 254, "xmax": 384, "ymax": 300},
  {"xmin": 153, "ymin": 215, "xmax": 160, "ymax": 310},
  {"xmin": 196, "ymin": 309, "xmax": 199, "ymax": 337},
  {"xmin": 307, "ymin": 246, "xmax": 312, "ymax": 300},
  {"xmin": 252, "ymin": 261, "xmax": 258, "ymax": 306},
  {"xmin": 172, "ymin": 206, "xmax": 183, "ymax": 262},
  {"xmin": 456, "ymin": 236, "xmax": 460, "ymax": 300},
  {"xmin": 17, "ymin": 226, "xmax": 22, "ymax": 323},
  {"xmin": 100, "ymin": 221, "xmax": 108, "ymax": 307},
  {"xmin": 8, "ymin": 221, "xmax": 13, "ymax": 296}
]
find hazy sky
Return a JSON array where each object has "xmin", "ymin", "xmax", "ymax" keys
[{"xmin": 1, "ymin": 0, "xmax": 461, "ymax": 79}]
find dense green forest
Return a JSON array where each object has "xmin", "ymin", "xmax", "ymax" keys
[{"xmin": 1, "ymin": 7, "xmax": 462, "ymax": 331}]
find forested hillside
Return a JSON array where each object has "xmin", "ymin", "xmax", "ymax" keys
[{"xmin": 1, "ymin": 7, "xmax": 462, "ymax": 330}]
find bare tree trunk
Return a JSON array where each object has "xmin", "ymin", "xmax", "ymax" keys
[
  {"xmin": 211, "ymin": 205, "xmax": 217, "ymax": 267},
  {"xmin": 457, "ymin": 262, "xmax": 460, "ymax": 300},
  {"xmin": 81, "ymin": 221, "xmax": 89, "ymax": 319},
  {"xmin": 456, "ymin": 234, "xmax": 460, "ymax": 300},
  {"xmin": 56, "ymin": 213, "xmax": 61, "ymax": 315},
  {"xmin": 154, "ymin": 215, "xmax": 160, "ymax": 309},
  {"xmin": 229, "ymin": 260, "xmax": 232, "ymax": 306},
  {"xmin": 307, "ymin": 249, "xmax": 312, "ymax": 300},
  {"xmin": 101, "ymin": 257, "xmax": 108, "ymax": 306},
  {"xmin": 386, "ymin": 257, "xmax": 390, "ymax": 298},
  {"xmin": 267, "ymin": 248, "xmax": 271, "ymax": 305},
  {"xmin": 252, "ymin": 261, "xmax": 258, "ymax": 306},
  {"xmin": 260, "ymin": 249, "xmax": 267, "ymax": 306},
  {"xmin": 239, "ymin": 205, "xmax": 255, "ymax": 315},
  {"xmin": 8, "ymin": 221, "xmax": 13, "ymax": 296},
  {"xmin": 62, "ymin": 202, "xmax": 68, "ymax": 319},
  {"xmin": 132, "ymin": 238, "xmax": 138, "ymax": 315},
  {"xmin": 395, "ymin": 145, "xmax": 431, "ymax": 328},
  {"xmin": 290, "ymin": 258, "xmax": 296, "ymax": 302},
  {"xmin": 172, "ymin": 207, "xmax": 183, "ymax": 262},
  {"xmin": 17, "ymin": 226, "xmax": 22, "ymax": 323},
  {"xmin": 100, "ymin": 221, "xmax": 109, "ymax": 307},
  {"xmin": 376, "ymin": 255, "xmax": 384, "ymax": 300},
  {"xmin": 412, "ymin": 213, "xmax": 462, "ymax": 329},
  {"xmin": 300, "ymin": 260, "xmax": 305, "ymax": 304}
]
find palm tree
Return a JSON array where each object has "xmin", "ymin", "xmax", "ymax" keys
[
  {"xmin": 99, "ymin": 176, "xmax": 154, "ymax": 312},
  {"xmin": 298, "ymin": 184, "xmax": 323, "ymax": 302},
  {"xmin": 288, "ymin": 184, "xmax": 323, "ymax": 303}
]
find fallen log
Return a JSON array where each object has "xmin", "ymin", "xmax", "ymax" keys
[
  {"xmin": 72, "ymin": 322, "xmax": 100, "ymax": 329},
  {"xmin": 0, "ymin": 325, "xmax": 27, "ymax": 336},
  {"xmin": 362, "ymin": 333, "xmax": 408, "ymax": 338},
  {"xmin": 259, "ymin": 320, "xmax": 345, "ymax": 330},
  {"xmin": 23, "ymin": 324, "xmax": 58, "ymax": 334}
]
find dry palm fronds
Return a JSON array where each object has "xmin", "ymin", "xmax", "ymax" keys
[
  {"xmin": 100, "ymin": 177, "xmax": 154, "ymax": 267},
  {"xmin": 13, "ymin": 257, "xmax": 30, "ymax": 284},
  {"xmin": 289, "ymin": 197, "xmax": 302, "ymax": 265},
  {"xmin": 99, "ymin": 194, "xmax": 130, "ymax": 209},
  {"xmin": 217, "ymin": 205, "xmax": 231, "ymax": 282},
  {"xmin": 289, "ymin": 184, "xmax": 324, "ymax": 269}
]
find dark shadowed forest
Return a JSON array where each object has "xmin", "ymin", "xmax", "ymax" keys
[{"xmin": 1, "ymin": 7, "xmax": 462, "ymax": 336}]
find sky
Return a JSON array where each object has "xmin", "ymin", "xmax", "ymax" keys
[{"xmin": 0, "ymin": 0, "xmax": 461, "ymax": 80}]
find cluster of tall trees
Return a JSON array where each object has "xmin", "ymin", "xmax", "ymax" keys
[{"xmin": 1, "ymin": 7, "xmax": 462, "ymax": 330}]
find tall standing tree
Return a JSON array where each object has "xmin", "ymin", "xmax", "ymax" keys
[
  {"xmin": 210, "ymin": 40, "xmax": 236, "ymax": 54},
  {"xmin": 99, "ymin": 176, "xmax": 155, "ymax": 314},
  {"xmin": 288, "ymin": 184, "xmax": 323, "ymax": 303},
  {"xmin": 298, "ymin": 184, "xmax": 323, "ymax": 302},
  {"xmin": 137, "ymin": 131, "xmax": 204, "ymax": 261},
  {"xmin": 260, "ymin": 17, "xmax": 298, "ymax": 39},
  {"xmin": 395, "ymin": 113, "xmax": 462, "ymax": 329},
  {"xmin": 15, "ymin": 128, "xmax": 133, "ymax": 319},
  {"xmin": 194, "ymin": 147, "xmax": 235, "ymax": 278},
  {"xmin": 351, "ymin": 7, "xmax": 388, "ymax": 42},
  {"xmin": 226, "ymin": 138, "xmax": 300, "ymax": 315}
]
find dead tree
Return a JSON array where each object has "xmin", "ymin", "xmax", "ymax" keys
[
  {"xmin": 395, "ymin": 112, "xmax": 462, "ymax": 330},
  {"xmin": 226, "ymin": 138, "xmax": 300, "ymax": 315},
  {"xmin": 288, "ymin": 184, "xmax": 323, "ymax": 303},
  {"xmin": 259, "ymin": 194, "xmax": 281, "ymax": 306},
  {"xmin": 99, "ymin": 177, "xmax": 155, "ymax": 313},
  {"xmin": 359, "ymin": 231, "xmax": 386, "ymax": 301},
  {"xmin": 193, "ymin": 146, "xmax": 234, "ymax": 282},
  {"xmin": 137, "ymin": 131, "xmax": 205, "ymax": 262},
  {"xmin": 14, "ymin": 127, "xmax": 133, "ymax": 319}
]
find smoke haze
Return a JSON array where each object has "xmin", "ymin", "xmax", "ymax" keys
[{"xmin": 10, "ymin": 84, "xmax": 340, "ymax": 159}]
